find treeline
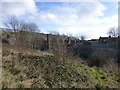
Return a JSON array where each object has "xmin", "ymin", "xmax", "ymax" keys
[
  {"xmin": 2, "ymin": 16, "xmax": 47, "ymax": 51},
  {"xmin": 2, "ymin": 16, "xmax": 79, "ymax": 55}
]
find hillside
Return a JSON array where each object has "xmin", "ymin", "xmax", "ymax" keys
[{"xmin": 2, "ymin": 44, "xmax": 120, "ymax": 88}]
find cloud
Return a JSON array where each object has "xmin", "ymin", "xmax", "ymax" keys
[
  {"xmin": 1, "ymin": 0, "xmax": 37, "ymax": 16},
  {"xmin": 35, "ymin": 2, "xmax": 117, "ymax": 39},
  {"xmin": 35, "ymin": 2, "xmax": 106, "ymax": 26},
  {"xmin": 57, "ymin": 24, "xmax": 117, "ymax": 39},
  {"xmin": 1, "ymin": 1, "xmax": 118, "ymax": 39}
]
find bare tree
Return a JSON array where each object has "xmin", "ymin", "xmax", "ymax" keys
[
  {"xmin": 4, "ymin": 16, "xmax": 21, "ymax": 32},
  {"xmin": 19, "ymin": 21, "xmax": 29, "ymax": 31},
  {"xmin": 27, "ymin": 23, "xmax": 40, "ymax": 49},
  {"xmin": 28, "ymin": 23, "xmax": 38, "ymax": 32},
  {"xmin": 4, "ymin": 16, "xmax": 39, "ymax": 32},
  {"xmin": 4, "ymin": 16, "xmax": 40, "ymax": 50},
  {"xmin": 107, "ymin": 27, "xmax": 118, "ymax": 37},
  {"xmin": 4, "ymin": 16, "xmax": 22, "ymax": 47},
  {"xmin": 49, "ymin": 30, "xmax": 60, "ymax": 35}
]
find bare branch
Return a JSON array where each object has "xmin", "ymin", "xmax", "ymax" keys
[{"xmin": 107, "ymin": 27, "xmax": 118, "ymax": 37}]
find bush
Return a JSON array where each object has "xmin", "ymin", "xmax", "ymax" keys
[
  {"xmin": 31, "ymin": 79, "xmax": 48, "ymax": 88},
  {"xmin": 79, "ymin": 46, "xmax": 93, "ymax": 59},
  {"xmin": 16, "ymin": 75, "xmax": 25, "ymax": 82},
  {"xmin": 50, "ymin": 37, "xmax": 67, "ymax": 55},
  {"xmin": 2, "ymin": 81, "xmax": 8, "ymax": 88},
  {"xmin": 88, "ymin": 53, "xmax": 111, "ymax": 67},
  {"xmin": 29, "ymin": 35, "xmax": 47, "ymax": 51},
  {"xmin": 102, "ymin": 60, "xmax": 119, "ymax": 75},
  {"xmin": 2, "ymin": 50, "xmax": 11, "ymax": 56},
  {"xmin": 9, "ymin": 68, "xmax": 20, "ymax": 75},
  {"xmin": 2, "ymin": 38, "xmax": 9, "ymax": 43},
  {"xmin": 16, "ymin": 82, "xmax": 25, "ymax": 88}
]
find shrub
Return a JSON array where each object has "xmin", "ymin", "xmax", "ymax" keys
[
  {"xmin": 31, "ymin": 79, "xmax": 48, "ymax": 88},
  {"xmin": 32, "ymin": 37, "xmax": 47, "ymax": 51},
  {"xmin": 79, "ymin": 46, "xmax": 93, "ymax": 59},
  {"xmin": 2, "ymin": 81, "xmax": 8, "ymax": 88},
  {"xmin": 88, "ymin": 52, "xmax": 111, "ymax": 67},
  {"xmin": 16, "ymin": 75, "xmax": 25, "ymax": 82},
  {"xmin": 2, "ymin": 50, "xmax": 11, "ymax": 56},
  {"xmin": 9, "ymin": 68, "xmax": 20, "ymax": 75},
  {"xmin": 2, "ymin": 38, "xmax": 9, "ymax": 44},
  {"xmin": 16, "ymin": 82, "xmax": 25, "ymax": 88},
  {"xmin": 102, "ymin": 60, "xmax": 119, "ymax": 75}
]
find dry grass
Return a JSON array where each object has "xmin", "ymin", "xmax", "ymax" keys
[
  {"xmin": 2, "ymin": 42, "xmax": 120, "ymax": 88},
  {"xmin": 2, "ymin": 43, "xmax": 53, "ymax": 56},
  {"xmin": 102, "ymin": 61, "xmax": 119, "ymax": 75}
]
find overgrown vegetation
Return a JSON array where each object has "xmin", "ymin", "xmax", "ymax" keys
[
  {"xmin": 1, "ymin": 16, "xmax": 120, "ymax": 88},
  {"xmin": 2, "ymin": 47, "xmax": 120, "ymax": 88}
]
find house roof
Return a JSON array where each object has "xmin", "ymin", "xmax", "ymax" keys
[{"xmin": 99, "ymin": 36, "xmax": 118, "ymax": 39}]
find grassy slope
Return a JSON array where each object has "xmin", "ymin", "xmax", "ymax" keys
[{"xmin": 2, "ymin": 45, "xmax": 120, "ymax": 88}]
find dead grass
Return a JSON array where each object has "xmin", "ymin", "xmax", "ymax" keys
[
  {"xmin": 2, "ymin": 43, "xmax": 53, "ymax": 56},
  {"xmin": 102, "ymin": 61, "xmax": 119, "ymax": 75},
  {"xmin": 2, "ymin": 43, "xmax": 120, "ymax": 88}
]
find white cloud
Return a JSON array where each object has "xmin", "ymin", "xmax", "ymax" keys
[
  {"xmin": 76, "ymin": 2, "xmax": 106, "ymax": 17},
  {"xmin": 0, "ymin": 1, "xmax": 118, "ymax": 39},
  {"xmin": 36, "ymin": 2, "xmax": 106, "ymax": 26},
  {"xmin": 34, "ymin": 2, "xmax": 117, "ymax": 39},
  {"xmin": 1, "ymin": 0, "xmax": 37, "ymax": 16},
  {"xmin": 37, "ymin": 2, "xmax": 118, "ymax": 39},
  {"xmin": 55, "ymin": 14, "xmax": 118, "ymax": 39}
]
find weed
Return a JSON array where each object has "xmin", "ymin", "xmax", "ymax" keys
[
  {"xmin": 16, "ymin": 82, "xmax": 25, "ymax": 88},
  {"xmin": 9, "ymin": 68, "xmax": 20, "ymax": 75}
]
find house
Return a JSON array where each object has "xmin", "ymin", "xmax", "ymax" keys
[
  {"xmin": 98, "ymin": 36, "xmax": 119, "ymax": 43},
  {"xmin": 88, "ymin": 39, "xmax": 98, "ymax": 43}
]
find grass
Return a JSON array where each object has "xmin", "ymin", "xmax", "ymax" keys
[
  {"xmin": 2, "ymin": 46, "xmax": 120, "ymax": 88},
  {"xmin": 16, "ymin": 82, "xmax": 25, "ymax": 88},
  {"xmin": 2, "ymin": 43, "xmax": 53, "ymax": 56}
]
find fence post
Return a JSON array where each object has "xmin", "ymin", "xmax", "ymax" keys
[{"xmin": 46, "ymin": 34, "xmax": 49, "ymax": 50}]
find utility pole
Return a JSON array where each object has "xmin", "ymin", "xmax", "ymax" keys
[
  {"xmin": 46, "ymin": 34, "xmax": 49, "ymax": 50},
  {"xmin": 118, "ymin": 36, "xmax": 120, "ymax": 65}
]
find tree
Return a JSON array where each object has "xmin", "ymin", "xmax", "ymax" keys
[
  {"xmin": 4, "ymin": 16, "xmax": 40, "ymax": 50},
  {"xmin": 28, "ymin": 23, "xmax": 38, "ymax": 32},
  {"xmin": 48, "ymin": 30, "xmax": 60, "ymax": 35},
  {"xmin": 19, "ymin": 21, "xmax": 29, "ymax": 31},
  {"xmin": 107, "ymin": 27, "xmax": 118, "ymax": 37},
  {"xmin": 4, "ymin": 16, "xmax": 39, "ymax": 32},
  {"xmin": 4, "ymin": 16, "xmax": 22, "ymax": 47},
  {"xmin": 4, "ymin": 16, "xmax": 21, "ymax": 32}
]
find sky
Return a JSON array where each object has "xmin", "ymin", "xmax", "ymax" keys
[{"xmin": 0, "ymin": 0, "xmax": 119, "ymax": 39}]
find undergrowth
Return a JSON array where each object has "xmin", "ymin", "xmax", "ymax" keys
[{"xmin": 2, "ymin": 49, "xmax": 120, "ymax": 88}]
